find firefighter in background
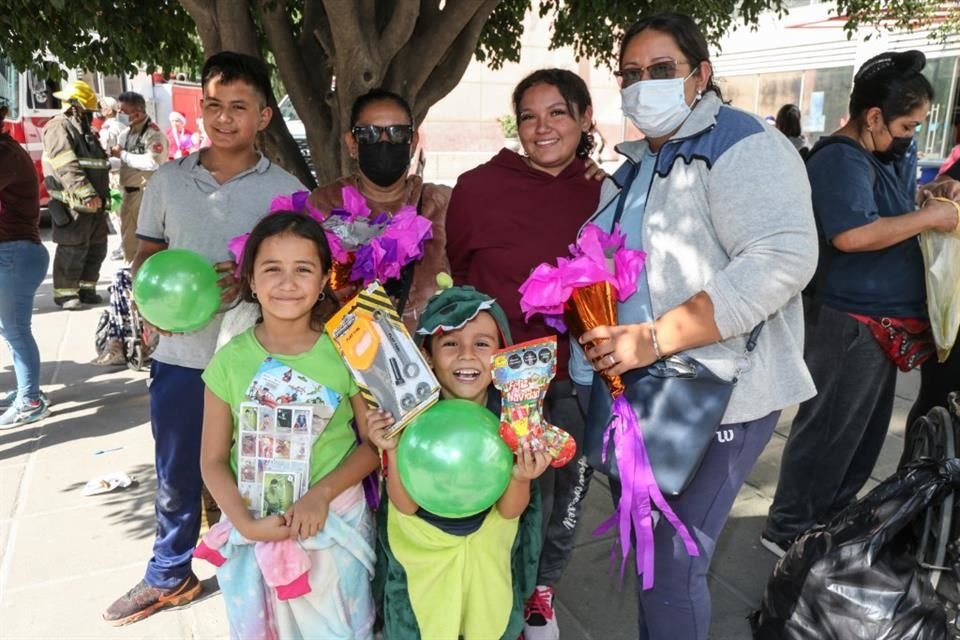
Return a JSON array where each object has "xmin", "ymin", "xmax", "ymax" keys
[
  {"xmin": 109, "ymin": 91, "xmax": 167, "ymax": 263},
  {"xmin": 41, "ymin": 80, "xmax": 110, "ymax": 310}
]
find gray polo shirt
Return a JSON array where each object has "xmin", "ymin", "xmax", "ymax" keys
[{"xmin": 136, "ymin": 152, "xmax": 303, "ymax": 370}]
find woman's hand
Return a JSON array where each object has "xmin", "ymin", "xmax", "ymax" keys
[
  {"xmin": 580, "ymin": 323, "xmax": 657, "ymax": 377},
  {"xmin": 366, "ymin": 409, "xmax": 398, "ymax": 451},
  {"xmin": 582, "ymin": 158, "xmax": 607, "ymax": 182},
  {"xmin": 512, "ymin": 442, "xmax": 551, "ymax": 481},
  {"xmin": 921, "ymin": 177, "xmax": 960, "ymax": 202},
  {"xmin": 241, "ymin": 514, "xmax": 290, "ymax": 542},
  {"xmin": 921, "ymin": 197, "xmax": 960, "ymax": 233},
  {"xmin": 285, "ymin": 486, "xmax": 331, "ymax": 539}
]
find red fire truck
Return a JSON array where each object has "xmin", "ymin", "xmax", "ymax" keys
[{"xmin": 1, "ymin": 52, "xmax": 133, "ymax": 205}]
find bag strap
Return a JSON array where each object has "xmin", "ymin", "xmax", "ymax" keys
[{"xmin": 611, "ymin": 160, "xmax": 641, "ymax": 230}]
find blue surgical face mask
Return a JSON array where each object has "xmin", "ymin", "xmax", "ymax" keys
[
  {"xmin": 621, "ymin": 70, "xmax": 699, "ymax": 138},
  {"xmin": 116, "ymin": 112, "xmax": 130, "ymax": 126}
]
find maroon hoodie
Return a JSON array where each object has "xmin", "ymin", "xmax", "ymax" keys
[{"xmin": 446, "ymin": 149, "xmax": 602, "ymax": 378}]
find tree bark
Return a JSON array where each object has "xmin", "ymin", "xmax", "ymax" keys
[
  {"xmin": 181, "ymin": 0, "xmax": 505, "ymax": 188},
  {"xmin": 177, "ymin": 0, "xmax": 315, "ymax": 188}
]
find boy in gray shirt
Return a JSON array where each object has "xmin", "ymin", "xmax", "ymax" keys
[{"xmin": 103, "ymin": 51, "xmax": 303, "ymax": 626}]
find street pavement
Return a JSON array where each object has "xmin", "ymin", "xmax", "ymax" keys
[{"xmin": 0, "ymin": 231, "xmax": 921, "ymax": 639}]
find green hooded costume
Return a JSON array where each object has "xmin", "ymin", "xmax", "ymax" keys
[{"xmin": 374, "ymin": 283, "xmax": 543, "ymax": 639}]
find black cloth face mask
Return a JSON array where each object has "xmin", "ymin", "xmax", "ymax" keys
[
  {"xmin": 358, "ymin": 141, "xmax": 411, "ymax": 187},
  {"xmin": 872, "ymin": 124, "xmax": 912, "ymax": 163}
]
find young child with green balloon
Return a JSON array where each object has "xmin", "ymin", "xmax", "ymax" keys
[
  {"xmin": 197, "ymin": 211, "xmax": 381, "ymax": 638},
  {"xmin": 367, "ymin": 283, "xmax": 551, "ymax": 639}
]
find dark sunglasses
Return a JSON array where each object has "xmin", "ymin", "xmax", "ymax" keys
[
  {"xmin": 351, "ymin": 124, "xmax": 414, "ymax": 145},
  {"xmin": 614, "ymin": 59, "xmax": 691, "ymax": 87}
]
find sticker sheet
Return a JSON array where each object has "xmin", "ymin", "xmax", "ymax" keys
[{"xmin": 236, "ymin": 357, "xmax": 343, "ymax": 517}]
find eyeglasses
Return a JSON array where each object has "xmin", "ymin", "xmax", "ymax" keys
[
  {"xmin": 351, "ymin": 124, "xmax": 414, "ymax": 145},
  {"xmin": 614, "ymin": 59, "xmax": 691, "ymax": 87}
]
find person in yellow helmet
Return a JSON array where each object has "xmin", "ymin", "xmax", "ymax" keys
[{"xmin": 41, "ymin": 79, "xmax": 110, "ymax": 310}]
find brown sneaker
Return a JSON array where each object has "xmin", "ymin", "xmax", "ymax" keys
[{"xmin": 102, "ymin": 573, "xmax": 202, "ymax": 626}]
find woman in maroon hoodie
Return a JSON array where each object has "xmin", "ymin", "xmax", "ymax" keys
[{"xmin": 445, "ymin": 68, "xmax": 602, "ymax": 640}]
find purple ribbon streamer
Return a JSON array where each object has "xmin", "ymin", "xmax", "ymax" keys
[{"xmin": 594, "ymin": 395, "xmax": 700, "ymax": 590}]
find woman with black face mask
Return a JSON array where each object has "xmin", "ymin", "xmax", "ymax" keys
[
  {"xmin": 763, "ymin": 51, "xmax": 960, "ymax": 559},
  {"xmin": 308, "ymin": 89, "xmax": 449, "ymax": 332}
]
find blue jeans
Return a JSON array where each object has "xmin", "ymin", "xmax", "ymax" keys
[
  {"xmin": 145, "ymin": 360, "xmax": 205, "ymax": 588},
  {"xmin": 0, "ymin": 241, "xmax": 50, "ymax": 402}
]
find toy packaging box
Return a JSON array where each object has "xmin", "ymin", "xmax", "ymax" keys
[{"xmin": 326, "ymin": 282, "xmax": 439, "ymax": 437}]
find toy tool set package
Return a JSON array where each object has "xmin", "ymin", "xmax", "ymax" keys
[
  {"xmin": 236, "ymin": 357, "xmax": 343, "ymax": 517},
  {"xmin": 492, "ymin": 336, "xmax": 576, "ymax": 467},
  {"xmin": 326, "ymin": 282, "xmax": 439, "ymax": 437}
]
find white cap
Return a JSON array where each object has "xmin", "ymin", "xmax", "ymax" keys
[
  {"xmin": 169, "ymin": 111, "xmax": 186, "ymax": 124},
  {"xmin": 100, "ymin": 97, "xmax": 117, "ymax": 110}
]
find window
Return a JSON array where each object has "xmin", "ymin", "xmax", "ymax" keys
[
  {"xmin": 0, "ymin": 54, "xmax": 19, "ymax": 120},
  {"xmin": 757, "ymin": 71, "xmax": 803, "ymax": 121},
  {"xmin": 919, "ymin": 55, "xmax": 958, "ymax": 159},
  {"xmin": 799, "ymin": 66, "xmax": 854, "ymax": 144},
  {"xmin": 26, "ymin": 63, "xmax": 61, "ymax": 110}
]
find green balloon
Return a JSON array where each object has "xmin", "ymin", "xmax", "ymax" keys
[
  {"xmin": 132, "ymin": 249, "xmax": 221, "ymax": 333},
  {"xmin": 397, "ymin": 399, "xmax": 513, "ymax": 518}
]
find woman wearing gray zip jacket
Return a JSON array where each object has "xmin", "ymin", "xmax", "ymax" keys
[{"xmin": 568, "ymin": 13, "xmax": 818, "ymax": 640}]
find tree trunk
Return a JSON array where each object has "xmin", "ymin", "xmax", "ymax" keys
[
  {"xmin": 180, "ymin": 0, "xmax": 504, "ymax": 189},
  {"xmin": 179, "ymin": 0, "xmax": 316, "ymax": 188}
]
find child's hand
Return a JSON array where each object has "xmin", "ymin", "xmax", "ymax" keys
[
  {"xmin": 284, "ymin": 488, "xmax": 330, "ymax": 539},
  {"xmin": 366, "ymin": 408, "xmax": 398, "ymax": 451},
  {"xmin": 213, "ymin": 260, "xmax": 240, "ymax": 305},
  {"xmin": 242, "ymin": 514, "xmax": 290, "ymax": 542},
  {"xmin": 512, "ymin": 441, "xmax": 551, "ymax": 481}
]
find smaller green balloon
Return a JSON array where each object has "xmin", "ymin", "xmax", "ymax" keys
[
  {"xmin": 132, "ymin": 249, "xmax": 221, "ymax": 333},
  {"xmin": 397, "ymin": 399, "xmax": 513, "ymax": 518}
]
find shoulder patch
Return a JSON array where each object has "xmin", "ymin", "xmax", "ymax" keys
[
  {"xmin": 149, "ymin": 123, "xmax": 160, "ymax": 131},
  {"xmin": 656, "ymin": 106, "xmax": 765, "ymax": 177},
  {"xmin": 152, "ymin": 142, "xmax": 165, "ymax": 154}
]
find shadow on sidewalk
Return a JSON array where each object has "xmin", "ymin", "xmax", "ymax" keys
[
  {"xmin": 0, "ymin": 369, "xmax": 148, "ymax": 463},
  {"xmin": 61, "ymin": 462, "xmax": 158, "ymax": 541}
]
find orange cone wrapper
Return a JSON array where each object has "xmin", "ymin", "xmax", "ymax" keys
[{"xmin": 563, "ymin": 281, "xmax": 624, "ymax": 397}]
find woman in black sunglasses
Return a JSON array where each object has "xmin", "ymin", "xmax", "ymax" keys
[{"xmin": 308, "ymin": 88, "xmax": 449, "ymax": 332}]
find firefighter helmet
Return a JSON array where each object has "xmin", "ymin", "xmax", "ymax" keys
[{"xmin": 53, "ymin": 80, "xmax": 99, "ymax": 111}]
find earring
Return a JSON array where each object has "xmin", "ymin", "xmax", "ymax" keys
[
  {"xmin": 318, "ymin": 292, "xmax": 326, "ymax": 302},
  {"xmin": 696, "ymin": 90, "xmax": 703, "ymax": 99},
  {"xmin": 251, "ymin": 291, "xmax": 258, "ymax": 300}
]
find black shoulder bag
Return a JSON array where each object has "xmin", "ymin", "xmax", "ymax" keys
[{"xmin": 583, "ymin": 159, "xmax": 764, "ymax": 495}]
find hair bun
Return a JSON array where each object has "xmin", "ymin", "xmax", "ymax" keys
[{"xmin": 856, "ymin": 50, "xmax": 926, "ymax": 82}]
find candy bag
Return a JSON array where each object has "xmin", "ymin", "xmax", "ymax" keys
[{"xmin": 492, "ymin": 337, "xmax": 575, "ymax": 467}]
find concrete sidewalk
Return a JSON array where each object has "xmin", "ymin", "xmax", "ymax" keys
[{"xmin": 0, "ymin": 233, "xmax": 921, "ymax": 639}]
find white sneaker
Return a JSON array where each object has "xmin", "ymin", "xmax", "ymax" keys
[
  {"xmin": 523, "ymin": 585, "xmax": 559, "ymax": 640},
  {"xmin": 760, "ymin": 535, "xmax": 790, "ymax": 559}
]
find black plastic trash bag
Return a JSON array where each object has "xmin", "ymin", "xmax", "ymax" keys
[{"xmin": 752, "ymin": 458, "xmax": 960, "ymax": 640}]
